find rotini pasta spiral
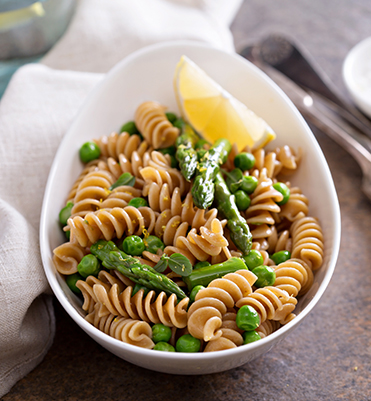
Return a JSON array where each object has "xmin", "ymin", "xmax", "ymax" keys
[
  {"xmin": 203, "ymin": 328, "xmax": 244, "ymax": 352},
  {"xmin": 245, "ymin": 168, "xmax": 283, "ymax": 226},
  {"xmin": 140, "ymin": 165, "xmax": 189, "ymax": 197},
  {"xmin": 256, "ymin": 320, "xmax": 281, "ymax": 338},
  {"xmin": 266, "ymin": 226, "xmax": 292, "ymax": 255},
  {"xmin": 67, "ymin": 206, "xmax": 157, "ymax": 247},
  {"xmin": 290, "ymin": 216, "xmax": 324, "ymax": 270},
  {"xmin": 252, "ymin": 148, "xmax": 283, "ymax": 179},
  {"xmin": 220, "ymin": 311, "xmax": 243, "ymax": 332},
  {"xmin": 76, "ymin": 271, "xmax": 126, "ymax": 314},
  {"xmin": 146, "ymin": 183, "xmax": 183, "ymax": 214},
  {"xmin": 166, "ymin": 219, "xmax": 229, "ymax": 264},
  {"xmin": 100, "ymin": 186, "xmax": 142, "ymax": 210},
  {"xmin": 85, "ymin": 304, "xmax": 154, "ymax": 349},
  {"xmin": 273, "ymin": 258, "xmax": 314, "ymax": 297},
  {"xmin": 236, "ymin": 286, "xmax": 297, "ymax": 325},
  {"xmin": 275, "ymin": 145, "xmax": 302, "ymax": 176},
  {"xmin": 277, "ymin": 187, "xmax": 309, "ymax": 222},
  {"xmin": 70, "ymin": 170, "xmax": 116, "ymax": 218},
  {"xmin": 93, "ymin": 283, "xmax": 189, "ymax": 328},
  {"xmin": 66, "ymin": 160, "xmax": 101, "ymax": 203},
  {"xmin": 94, "ymin": 131, "xmax": 150, "ymax": 161},
  {"xmin": 154, "ymin": 202, "xmax": 218, "ymax": 241},
  {"xmin": 187, "ymin": 270, "xmax": 257, "ymax": 341},
  {"xmin": 100, "ymin": 150, "xmax": 172, "ymax": 191},
  {"xmin": 134, "ymin": 101, "xmax": 179, "ymax": 148},
  {"xmin": 53, "ymin": 242, "xmax": 88, "ymax": 275},
  {"xmin": 71, "ymin": 167, "xmax": 142, "ymax": 217}
]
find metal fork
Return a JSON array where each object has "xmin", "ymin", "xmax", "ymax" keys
[
  {"xmin": 239, "ymin": 45, "xmax": 371, "ymax": 201},
  {"xmin": 252, "ymin": 34, "xmax": 371, "ymax": 139}
]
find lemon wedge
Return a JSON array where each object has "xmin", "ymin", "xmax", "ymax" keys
[{"xmin": 173, "ymin": 55, "xmax": 276, "ymax": 150}]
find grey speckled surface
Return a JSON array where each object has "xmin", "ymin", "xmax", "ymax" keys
[{"xmin": 3, "ymin": 1, "xmax": 371, "ymax": 400}]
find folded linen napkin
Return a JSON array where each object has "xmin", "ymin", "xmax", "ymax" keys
[{"xmin": 0, "ymin": 0, "xmax": 242, "ymax": 396}]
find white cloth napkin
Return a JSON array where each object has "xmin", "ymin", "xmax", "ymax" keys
[{"xmin": 0, "ymin": 0, "xmax": 242, "ymax": 396}]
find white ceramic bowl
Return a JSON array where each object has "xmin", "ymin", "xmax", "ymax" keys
[
  {"xmin": 343, "ymin": 36, "xmax": 371, "ymax": 119},
  {"xmin": 40, "ymin": 41, "xmax": 341, "ymax": 375}
]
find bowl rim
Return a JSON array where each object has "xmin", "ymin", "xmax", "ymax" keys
[{"xmin": 40, "ymin": 39, "xmax": 341, "ymax": 363}]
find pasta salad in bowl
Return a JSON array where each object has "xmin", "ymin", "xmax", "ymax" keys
[{"xmin": 40, "ymin": 41, "xmax": 340, "ymax": 374}]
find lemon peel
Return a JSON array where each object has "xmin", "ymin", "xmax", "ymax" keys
[{"xmin": 174, "ymin": 55, "xmax": 276, "ymax": 150}]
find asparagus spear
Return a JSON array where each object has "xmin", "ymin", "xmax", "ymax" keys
[
  {"xmin": 183, "ymin": 257, "xmax": 248, "ymax": 290},
  {"xmin": 90, "ymin": 240, "xmax": 187, "ymax": 300},
  {"xmin": 191, "ymin": 138, "xmax": 232, "ymax": 209},
  {"xmin": 214, "ymin": 172, "xmax": 252, "ymax": 255},
  {"xmin": 175, "ymin": 124, "xmax": 200, "ymax": 181}
]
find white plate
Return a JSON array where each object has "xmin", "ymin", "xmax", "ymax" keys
[
  {"xmin": 40, "ymin": 40, "xmax": 341, "ymax": 375},
  {"xmin": 343, "ymin": 36, "xmax": 371, "ymax": 119}
]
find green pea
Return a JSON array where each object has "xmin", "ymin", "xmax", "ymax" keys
[
  {"xmin": 65, "ymin": 230, "xmax": 70, "ymax": 240},
  {"xmin": 153, "ymin": 342, "xmax": 175, "ymax": 352},
  {"xmin": 242, "ymin": 250, "xmax": 264, "ymax": 270},
  {"xmin": 131, "ymin": 283, "xmax": 150, "ymax": 297},
  {"xmin": 242, "ymin": 330, "xmax": 261, "ymax": 344},
  {"xmin": 65, "ymin": 273, "xmax": 83, "ymax": 294},
  {"xmin": 59, "ymin": 202, "xmax": 73, "ymax": 226},
  {"xmin": 252, "ymin": 265, "xmax": 276, "ymax": 288},
  {"xmin": 189, "ymin": 285, "xmax": 205, "ymax": 302},
  {"xmin": 120, "ymin": 121, "xmax": 140, "ymax": 136},
  {"xmin": 273, "ymin": 182, "xmax": 290, "ymax": 205},
  {"xmin": 79, "ymin": 141, "xmax": 101, "ymax": 163},
  {"xmin": 176, "ymin": 334, "xmax": 201, "ymax": 353},
  {"xmin": 144, "ymin": 235, "xmax": 165, "ymax": 254},
  {"xmin": 234, "ymin": 152, "xmax": 256, "ymax": 171},
  {"xmin": 236, "ymin": 305, "xmax": 260, "ymax": 331},
  {"xmin": 152, "ymin": 324, "xmax": 172, "ymax": 343},
  {"xmin": 234, "ymin": 190, "xmax": 251, "ymax": 211},
  {"xmin": 194, "ymin": 261, "xmax": 211, "ymax": 269},
  {"xmin": 166, "ymin": 112, "xmax": 178, "ymax": 124},
  {"xmin": 77, "ymin": 254, "xmax": 101, "ymax": 278},
  {"xmin": 128, "ymin": 197, "xmax": 148, "ymax": 208},
  {"xmin": 240, "ymin": 175, "xmax": 258, "ymax": 194},
  {"xmin": 173, "ymin": 117, "xmax": 185, "ymax": 129},
  {"xmin": 271, "ymin": 250, "xmax": 291, "ymax": 265},
  {"xmin": 122, "ymin": 235, "xmax": 145, "ymax": 256}
]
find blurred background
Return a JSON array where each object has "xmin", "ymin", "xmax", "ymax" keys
[
  {"xmin": 2, "ymin": 1, "xmax": 371, "ymax": 400},
  {"xmin": 0, "ymin": 0, "xmax": 76, "ymax": 96}
]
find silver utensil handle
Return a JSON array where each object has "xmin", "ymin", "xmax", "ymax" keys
[
  {"xmin": 261, "ymin": 64, "xmax": 371, "ymax": 174},
  {"xmin": 309, "ymin": 90, "xmax": 371, "ymax": 141}
]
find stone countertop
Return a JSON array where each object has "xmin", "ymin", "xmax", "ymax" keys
[{"xmin": 4, "ymin": 1, "xmax": 371, "ymax": 400}]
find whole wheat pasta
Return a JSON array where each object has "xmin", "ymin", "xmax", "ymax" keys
[
  {"xmin": 187, "ymin": 270, "xmax": 257, "ymax": 341},
  {"xmin": 236, "ymin": 286, "xmax": 298, "ymax": 325},
  {"xmin": 53, "ymin": 100, "xmax": 325, "ymax": 353},
  {"xmin": 53, "ymin": 242, "xmax": 88, "ymax": 275},
  {"xmin": 67, "ymin": 206, "xmax": 157, "ymax": 247},
  {"xmin": 85, "ymin": 304, "xmax": 154, "ymax": 349},
  {"xmin": 290, "ymin": 217, "xmax": 324, "ymax": 270},
  {"xmin": 256, "ymin": 320, "xmax": 281, "ymax": 338},
  {"xmin": 134, "ymin": 101, "xmax": 179, "ymax": 148},
  {"xmin": 94, "ymin": 132, "xmax": 150, "ymax": 161}
]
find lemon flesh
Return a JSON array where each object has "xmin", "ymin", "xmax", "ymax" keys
[{"xmin": 174, "ymin": 55, "xmax": 276, "ymax": 150}]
